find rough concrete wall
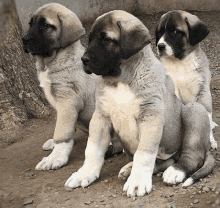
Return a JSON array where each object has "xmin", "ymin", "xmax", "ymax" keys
[
  {"xmin": 16, "ymin": 0, "xmax": 135, "ymax": 31},
  {"xmin": 16, "ymin": 0, "xmax": 220, "ymax": 31},
  {"xmin": 136, "ymin": 0, "xmax": 220, "ymax": 14}
]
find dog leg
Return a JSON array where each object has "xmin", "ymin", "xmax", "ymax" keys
[
  {"xmin": 36, "ymin": 100, "xmax": 79, "ymax": 170},
  {"xmin": 64, "ymin": 110, "xmax": 111, "ymax": 189},
  {"xmin": 163, "ymin": 102, "xmax": 211, "ymax": 185},
  {"xmin": 123, "ymin": 114, "xmax": 163, "ymax": 197}
]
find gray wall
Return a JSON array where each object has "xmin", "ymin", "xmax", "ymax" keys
[{"xmin": 16, "ymin": 0, "xmax": 220, "ymax": 31}]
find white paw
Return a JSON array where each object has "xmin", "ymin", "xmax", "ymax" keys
[
  {"xmin": 163, "ymin": 166, "xmax": 185, "ymax": 185},
  {"xmin": 118, "ymin": 162, "xmax": 133, "ymax": 180},
  {"xmin": 36, "ymin": 140, "xmax": 73, "ymax": 170},
  {"xmin": 211, "ymin": 121, "xmax": 218, "ymax": 129},
  {"xmin": 42, "ymin": 139, "xmax": 54, "ymax": 150},
  {"xmin": 210, "ymin": 132, "xmax": 218, "ymax": 149},
  {"xmin": 65, "ymin": 165, "xmax": 100, "ymax": 189},
  {"xmin": 123, "ymin": 169, "xmax": 152, "ymax": 197}
]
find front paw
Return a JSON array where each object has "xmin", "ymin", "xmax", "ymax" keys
[
  {"xmin": 36, "ymin": 140, "xmax": 73, "ymax": 170},
  {"xmin": 118, "ymin": 161, "xmax": 133, "ymax": 180},
  {"xmin": 64, "ymin": 166, "xmax": 100, "ymax": 189},
  {"xmin": 163, "ymin": 165, "xmax": 185, "ymax": 185},
  {"xmin": 123, "ymin": 169, "xmax": 152, "ymax": 197}
]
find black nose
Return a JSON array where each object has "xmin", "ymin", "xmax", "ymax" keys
[
  {"xmin": 22, "ymin": 37, "xmax": 29, "ymax": 45},
  {"xmin": 81, "ymin": 56, "xmax": 90, "ymax": 66},
  {"xmin": 158, "ymin": 43, "xmax": 166, "ymax": 51}
]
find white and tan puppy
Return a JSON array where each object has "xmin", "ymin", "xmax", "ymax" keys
[
  {"xmin": 156, "ymin": 10, "xmax": 218, "ymax": 149},
  {"xmin": 64, "ymin": 10, "xmax": 215, "ymax": 197},
  {"xmin": 22, "ymin": 3, "xmax": 121, "ymax": 171}
]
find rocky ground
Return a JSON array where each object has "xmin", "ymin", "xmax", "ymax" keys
[{"xmin": 0, "ymin": 11, "xmax": 220, "ymax": 208}]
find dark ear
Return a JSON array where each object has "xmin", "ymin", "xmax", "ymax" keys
[
  {"xmin": 155, "ymin": 12, "xmax": 170, "ymax": 46},
  {"xmin": 117, "ymin": 19, "xmax": 151, "ymax": 59},
  {"xmin": 185, "ymin": 14, "xmax": 209, "ymax": 46},
  {"xmin": 58, "ymin": 12, "xmax": 86, "ymax": 48}
]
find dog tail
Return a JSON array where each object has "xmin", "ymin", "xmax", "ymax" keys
[{"xmin": 182, "ymin": 151, "xmax": 215, "ymax": 187}]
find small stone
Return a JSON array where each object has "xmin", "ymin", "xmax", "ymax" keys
[
  {"xmin": 206, "ymin": 201, "xmax": 211, "ymax": 204},
  {"xmin": 24, "ymin": 172, "xmax": 34, "ymax": 177},
  {"xmin": 202, "ymin": 187, "xmax": 210, "ymax": 192},
  {"xmin": 215, "ymin": 199, "xmax": 220, "ymax": 205},
  {"xmin": 215, "ymin": 191, "xmax": 220, "ymax": 195},
  {"xmin": 132, "ymin": 197, "xmax": 136, "ymax": 201},
  {"xmin": 23, "ymin": 199, "xmax": 33, "ymax": 205},
  {"xmin": 95, "ymin": 205, "xmax": 99, "ymax": 208},
  {"xmin": 212, "ymin": 186, "xmax": 216, "ymax": 192},
  {"xmin": 84, "ymin": 201, "xmax": 91, "ymax": 205},
  {"xmin": 190, "ymin": 196, "xmax": 194, "ymax": 199},
  {"xmin": 100, "ymin": 199, "xmax": 104, "ymax": 202},
  {"xmin": 112, "ymin": 195, "xmax": 116, "ymax": 198},
  {"xmin": 104, "ymin": 180, "xmax": 109, "ymax": 183},
  {"xmin": 182, "ymin": 191, "xmax": 186, "ymax": 195},
  {"xmin": 193, "ymin": 192, "xmax": 196, "ymax": 195},
  {"xmin": 193, "ymin": 199, "xmax": 199, "ymax": 204},
  {"xmin": 122, "ymin": 192, "xmax": 126, "ymax": 196},
  {"xmin": 198, "ymin": 191, "xmax": 202, "ymax": 194}
]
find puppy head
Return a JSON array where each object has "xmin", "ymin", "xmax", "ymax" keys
[
  {"xmin": 81, "ymin": 10, "xmax": 151, "ymax": 77},
  {"xmin": 22, "ymin": 3, "xmax": 85, "ymax": 57},
  {"xmin": 156, "ymin": 10, "xmax": 209, "ymax": 59}
]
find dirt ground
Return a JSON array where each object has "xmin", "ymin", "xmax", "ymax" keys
[{"xmin": 1, "ymin": 11, "xmax": 220, "ymax": 208}]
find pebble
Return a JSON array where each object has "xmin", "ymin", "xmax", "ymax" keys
[
  {"xmin": 84, "ymin": 201, "xmax": 91, "ymax": 205},
  {"xmin": 24, "ymin": 172, "xmax": 34, "ymax": 177},
  {"xmin": 104, "ymin": 180, "xmax": 109, "ymax": 183},
  {"xmin": 23, "ymin": 198, "xmax": 33, "ymax": 205},
  {"xmin": 215, "ymin": 199, "xmax": 220, "ymax": 205},
  {"xmin": 202, "ymin": 187, "xmax": 210, "ymax": 192},
  {"xmin": 206, "ymin": 201, "xmax": 211, "ymax": 204},
  {"xmin": 112, "ymin": 195, "xmax": 116, "ymax": 198},
  {"xmin": 193, "ymin": 199, "xmax": 199, "ymax": 204}
]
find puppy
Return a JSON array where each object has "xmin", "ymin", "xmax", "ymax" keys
[
  {"xmin": 22, "ymin": 3, "xmax": 121, "ymax": 171},
  {"xmin": 155, "ymin": 10, "xmax": 218, "ymax": 149},
  {"xmin": 64, "ymin": 10, "xmax": 215, "ymax": 197}
]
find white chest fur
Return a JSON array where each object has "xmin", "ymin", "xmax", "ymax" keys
[
  {"xmin": 101, "ymin": 83, "xmax": 140, "ymax": 153},
  {"xmin": 161, "ymin": 52, "xmax": 204, "ymax": 104},
  {"xmin": 38, "ymin": 70, "xmax": 56, "ymax": 109}
]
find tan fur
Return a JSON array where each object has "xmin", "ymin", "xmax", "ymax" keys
[
  {"xmin": 29, "ymin": 3, "xmax": 100, "ymax": 171},
  {"xmin": 158, "ymin": 11, "xmax": 218, "ymax": 149},
  {"xmin": 64, "ymin": 11, "xmax": 213, "ymax": 197}
]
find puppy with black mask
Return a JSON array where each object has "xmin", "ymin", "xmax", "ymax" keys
[
  {"xmin": 22, "ymin": 3, "xmax": 122, "ymax": 171},
  {"xmin": 64, "ymin": 10, "xmax": 215, "ymax": 197},
  {"xmin": 156, "ymin": 10, "xmax": 218, "ymax": 149}
]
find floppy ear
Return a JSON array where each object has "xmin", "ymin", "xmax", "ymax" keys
[
  {"xmin": 184, "ymin": 14, "xmax": 209, "ymax": 46},
  {"xmin": 58, "ymin": 12, "xmax": 86, "ymax": 48},
  {"xmin": 155, "ymin": 12, "xmax": 170, "ymax": 45},
  {"xmin": 117, "ymin": 19, "xmax": 151, "ymax": 59}
]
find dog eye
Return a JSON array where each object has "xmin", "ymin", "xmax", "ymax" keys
[
  {"xmin": 103, "ymin": 37, "xmax": 111, "ymax": 42},
  {"xmin": 43, "ymin": 23, "xmax": 50, "ymax": 28}
]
